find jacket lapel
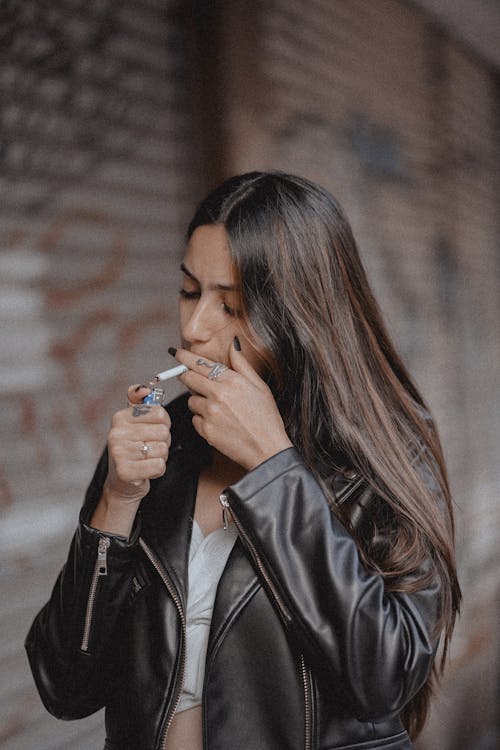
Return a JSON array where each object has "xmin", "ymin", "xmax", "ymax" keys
[
  {"xmin": 207, "ymin": 538, "xmax": 260, "ymax": 656},
  {"xmin": 139, "ymin": 447, "xmax": 198, "ymax": 606}
]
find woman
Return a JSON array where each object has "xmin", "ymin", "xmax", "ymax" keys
[{"xmin": 26, "ymin": 171, "xmax": 461, "ymax": 750}]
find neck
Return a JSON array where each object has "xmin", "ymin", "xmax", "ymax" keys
[{"xmin": 208, "ymin": 450, "xmax": 246, "ymax": 485}]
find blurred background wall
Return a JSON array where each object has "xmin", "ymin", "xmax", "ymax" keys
[{"xmin": 1, "ymin": 1, "xmax": 499, "ymax": 748}]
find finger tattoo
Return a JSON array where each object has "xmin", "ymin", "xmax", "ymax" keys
[
  {"xmin": 132, "ymin": 404, "xmax": 151, "ymax": 417},
  {"xmin": 196, "ymin": 358, "xmax": 211, "ymax": 367}
]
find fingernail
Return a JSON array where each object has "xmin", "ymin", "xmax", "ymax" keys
[
  {"xmin": 134, "ymin": 384, "xmax": 148, "ymax": 392},
  {"xmin": 168, "ymin": 347, "xmax": 177, "ymax": 357},
  {"xmin": 233, "ymin": 336, "xmax": 241, "ymax": 351}
]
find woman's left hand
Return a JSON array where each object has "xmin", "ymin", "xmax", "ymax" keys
[{"xmin": 175, "ymin": 342, "xmax": 293, "ymax": 470}]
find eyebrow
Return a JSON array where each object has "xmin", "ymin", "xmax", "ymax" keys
[{"xmin": 180, "ymin": 263, "xmax": 240, "ymax": 292}]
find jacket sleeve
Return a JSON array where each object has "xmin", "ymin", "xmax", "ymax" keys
[
  {"xmin": 25, "ymin": 449, "xmax": 141, "ymax": 719},
  {"xmin": 224, "ymin": 447, "xmax": 441, "ymax": 721}
]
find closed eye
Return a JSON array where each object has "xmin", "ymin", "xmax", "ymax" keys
[
  {"xmin": 179, "ymin": 288, "xmax": 200, "ymax": 300},
  {"xmin": 222, "ymin": 302, "xmax": 236, "ymax": 317},
  {"xmin": 180, "ymin": 288, "xmax": 238, "ymax": 316}
]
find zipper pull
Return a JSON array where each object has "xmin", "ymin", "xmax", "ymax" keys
[
  {"xmin": 219, "ymin": 493, "xmax": 230, "ymax": 530},
  {"xmin": 97, "ymin": 537, "xmax": 111, "ymax": 576}
]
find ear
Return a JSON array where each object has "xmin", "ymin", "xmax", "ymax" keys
[{"xmin": 228, "ymin": 337, "xmax": 264, "ymax": 386}]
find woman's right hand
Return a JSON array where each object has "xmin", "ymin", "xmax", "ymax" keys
[{"xmin": 90, "ymin": 385, "xmax": 171, "ymax": 537}]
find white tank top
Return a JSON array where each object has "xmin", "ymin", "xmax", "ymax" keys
[{"xmin": 176, "ymin": 519, "xmax": 238, "ymax": 713}]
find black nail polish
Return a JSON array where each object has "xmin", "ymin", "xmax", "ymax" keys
[
  {"xmin": 134, "ymin": 384, "xmax": 148, "ymax": 392},
  {"xmin": 233, "ymin": 336, "xmax": 241, "ymax": 351},
  {"xmin": 168, "ymin": 347, "xmax": 177, "ymax": 357}
]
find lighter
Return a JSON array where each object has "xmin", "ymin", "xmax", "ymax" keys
[{"xmin": 142, "ymin": 387, "xmax": 167, "ymax": 405}]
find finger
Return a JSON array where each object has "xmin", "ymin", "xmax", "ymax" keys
[
  {"xmin": 174, "ymin": 348, "xmax": 232, "ymax": 380},
  {"xmin": 187, "ymin": 393, "xmax": 209, "ymax": 417},
  {"xmin": 108, "ymin": 409, "xmax": 171, "ymax": 445},
  {"xmin": 127, "ymin": 384, "xmax": 152, "ymax": 405},
  {"xmin": 132, "ymin": 440, "xmax": 170, "ymax": 461},
  {"xmin": 179, "ymin": 368, "xmax": 215, "ymax": 397},
  {"xmin": 110, "ymin": 437, "xmax": 170, "ymax": 481},
  {"xmin": 126, "ymin": 403, "xmax": 171, "ymax": 424},
  {"xmin": 228, "ymin": 339, "xmax": 267, "ymax": 387},
  {"xmin": 111, "ymin": 438, "xmax": 170, "ymax": 461},
  {"xmin": 114, "ymin": 457, "xmax": 167, "ymax": 483}
]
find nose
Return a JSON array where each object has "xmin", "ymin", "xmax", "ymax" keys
[{"xmin": 181, "ymin": 295, "xmax": 224, "ymax": 345}]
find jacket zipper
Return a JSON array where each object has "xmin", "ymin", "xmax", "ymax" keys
[
  {"xmin": 219, "ymin": 494, "xmax": 292, "ymax": 624},
  {"xmin": 336, "ymin": 475, "xmax": 365, "ymax": 506},
  {"xmin": 300, "ymin": 654, "xmax": 313, "ymax": 750},
  {"xmin": 81, "ymin": 536, "xmax": 111, "ymax": 652},
  {"xmin": 139, "ymin": 538, "xmax": 186, "ymax": 750}
]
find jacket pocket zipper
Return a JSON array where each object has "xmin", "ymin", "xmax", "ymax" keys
[
  {"xmin": 81, "ymin": 536, "xmax": 111, "ymax": 652},
  {"xmin": 139, "ymin": 538, "xmax": 186, "ymax": 750}
]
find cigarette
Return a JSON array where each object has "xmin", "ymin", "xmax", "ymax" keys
[{"xmin": 154, "ymin": 364, "xmax": 188, "ymax": 381}]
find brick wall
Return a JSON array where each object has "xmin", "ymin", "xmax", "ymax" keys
[{"xmin": 0, "ymin": 1, "xmax": 198, "ymax": 747}]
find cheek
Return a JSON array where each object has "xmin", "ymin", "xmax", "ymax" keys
[
  {"xmin": 178, "ymin": 297, "xmax": 198, "ymax": 327},
  {"xmin": 239, "ymin": 335, "xmax": 270, "ymax": 377},
  {"xmin": 178, "ymin": 300, "xmax": 188, "ymax": 330},
  {"xmin": 177, "ymin": 299, "xmax": 187, "ymax": 325}
]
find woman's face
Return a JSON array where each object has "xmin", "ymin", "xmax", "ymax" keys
[{"xmin": 179, "ymin": 225, "xmax": 267, "ymax": 374}]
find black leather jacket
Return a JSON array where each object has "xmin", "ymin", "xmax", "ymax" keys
[{"xmin": 26, "ymin": 394, "xmax": 440, "ymax": 750}]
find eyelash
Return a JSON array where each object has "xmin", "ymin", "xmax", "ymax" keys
[{"xmin": 178, "ymin": 288, "xmax": 236, "ymax": 317}]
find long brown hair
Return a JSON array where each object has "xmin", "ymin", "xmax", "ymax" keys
[{"xmin": 188, "ymin": 171, "xmax": 461, "ymax": 737}]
